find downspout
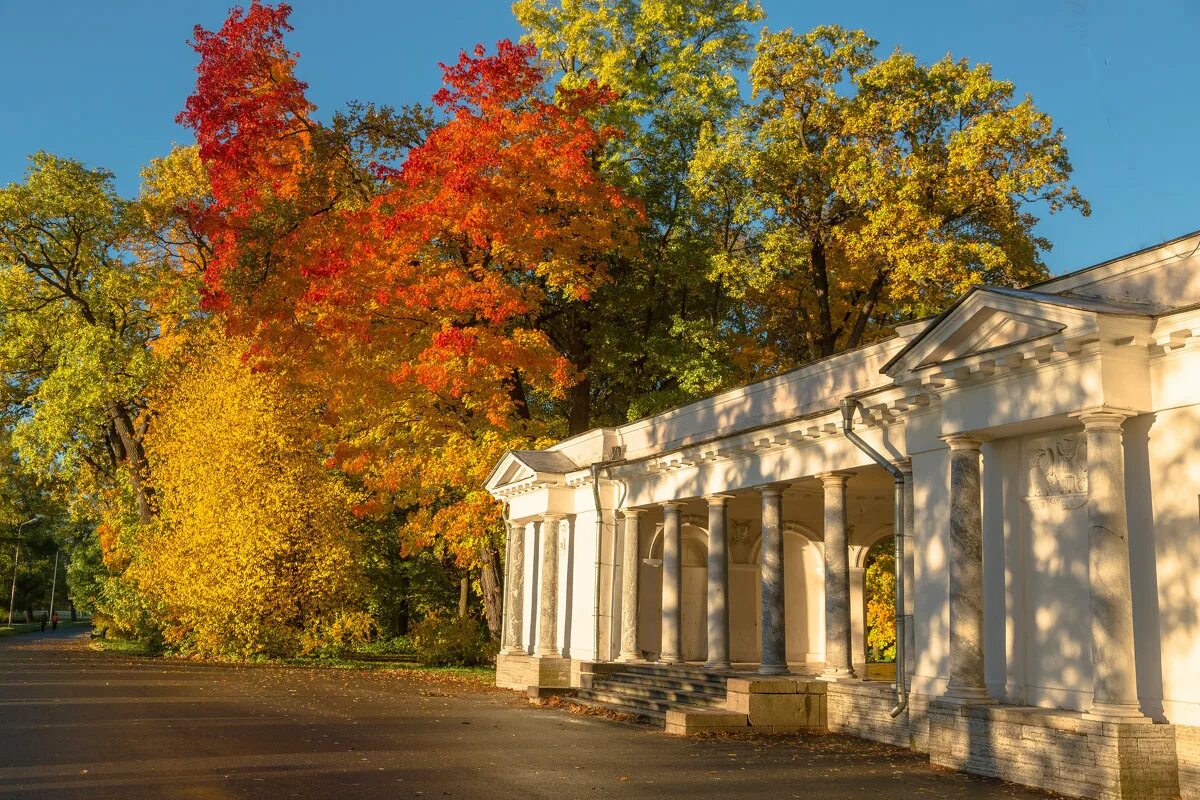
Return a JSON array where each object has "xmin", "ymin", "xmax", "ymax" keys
[
  {"xmin": 840, "ymin": 398, "xmax": 909, "ymax": 718},
  {"xmin": 590, "ymin": 458, "xmax": 629, "ymax": 662}
]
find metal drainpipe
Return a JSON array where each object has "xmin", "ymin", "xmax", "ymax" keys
[
  {"xmin": 840, "ymin": 398, "xmax": 909, "ymax": 718},
  {"xmin": 590, "ymin": 459, "xmax": 630, "ymax": 662}
]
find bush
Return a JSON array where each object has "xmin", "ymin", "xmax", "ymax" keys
[{"xmin": 410, "ymin": 615, "xmax": 497, "ymax": 666}]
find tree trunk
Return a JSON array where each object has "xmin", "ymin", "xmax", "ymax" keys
[
  {"xmin": 108, "ymin": 402, "xmax": 154, "ymax": 524},
  {"xmin": 479, "ymin": 546, "xmax": 504, "ymax": 638},
  {"xmin": 458, "ymin": 577, "xmax": 469, "ymax": 618},
  {"xmin": 567, "ymin": 375, "xmax": 591, "ymax": 436}
]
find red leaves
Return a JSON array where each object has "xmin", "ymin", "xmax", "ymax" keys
[{"xmin": 177, "ymin": 6, "xmax": 639, "ymax": 565}]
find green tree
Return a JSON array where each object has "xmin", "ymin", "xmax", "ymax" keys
[
  {"xmin": 690, "ymin": 26, "xmax": 1089, "ymax": 364},
  {"xmin": 516, "ymin": 0, "xmax": 769, "ymax": 429}
]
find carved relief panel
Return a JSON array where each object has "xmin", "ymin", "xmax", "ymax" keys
[{"xmin": 1024, "ymin": 434, "xmax": 1088, "ymax": 510}]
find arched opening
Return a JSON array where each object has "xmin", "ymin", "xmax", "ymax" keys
[{"xmin": 862, "ymin": 535, "xmax": 896, "ymax": 679}]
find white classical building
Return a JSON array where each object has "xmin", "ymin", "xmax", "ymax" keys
[{"xmin": 486, "ymin": 232, "xmax": 1200, "ymax": 800}]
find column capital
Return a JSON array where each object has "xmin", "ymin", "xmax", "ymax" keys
[
  {"xmin": 759, "ymin": 485, "xmax": 785, "ymax": 499},
  {"xmin": 1070, "ymin": 405, "xmax": 1137, "ymax": 431},
  {"xmin": 705, "ymin": 493, "xmax": 735, "ymax": 506},
  {"xmin": 621, "ymin": 507, "xmax": 646, "ymax": 519},
  {"xmin": 940, "ymin": 433, "xmax": 986, "ymax": 451},
  {"xmin": 891, "ymin": 457, "xmax": 913, "ymax": 475},
  {"xmin": 816, "ymin": 471, "xmax": 855, "ymax": 487},
  {"xmin": 660, "ymin": 500, "xmax": 685, "ymax": 511},
  {"xmin": 541, "ymin": 512, "xmax": 565, "ymax": 524},
  {"xmin": 507, "ymin": 519, "xmax": 527, "ymax": 533}
]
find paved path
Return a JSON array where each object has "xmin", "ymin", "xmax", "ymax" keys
[{"xmin": 0, "ymin": 632, "xmax": 1056, "ymax": 799}]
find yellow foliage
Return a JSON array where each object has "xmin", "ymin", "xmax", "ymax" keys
[{"xmin": 136, "ymin": 335, "xmax": 365, "ymax": 659}]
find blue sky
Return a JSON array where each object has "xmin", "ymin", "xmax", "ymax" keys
[{"xmin": 1, "ymin": 1, "xmax": 1196, "ymax": 275}]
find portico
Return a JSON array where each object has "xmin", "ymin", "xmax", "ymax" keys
[{"xmin": 487, "ymin": 232, "xmax": 1200, "ymax": 800}]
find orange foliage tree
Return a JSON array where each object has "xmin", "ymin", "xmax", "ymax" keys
[{"xmin": 177, "ymin": 2, "xmax": 640, "ymax": 631}]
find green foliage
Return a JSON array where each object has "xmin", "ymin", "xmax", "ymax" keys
[{"xmin": 410, "ymin": 615, "xmax": 497, "ymax": 667}]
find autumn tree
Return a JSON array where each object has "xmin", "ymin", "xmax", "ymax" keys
[
  {"xmin": 517, "ymin": 0, "xmax": 769, "ymax": 427},
  {"xmin": 137, "ymin": 335, "xmax": 367, "ymax": 659},
  {"xmin": 0, "ymin": 155, "xmax": 165, "ymax": 523},
  {"xmin": 691, "ymin": 26, "xmax": 1090, "ymax": 363},
  {"xmin": 176, "ymin": 3, "xmax": 639, "ymax": 633}
]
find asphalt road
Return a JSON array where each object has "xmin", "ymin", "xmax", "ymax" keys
[{"xmin": 0, "ymin": 632, "xmax": 1056, "ymax": 799}]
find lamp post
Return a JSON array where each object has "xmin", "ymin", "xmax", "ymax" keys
[
  {"xmin": 7, "ymin": 516, "xmax": 42, "ymax": 627},
  {"xmin": 48, "ymin": 548, "xmax": 60, "ymax": 623}
]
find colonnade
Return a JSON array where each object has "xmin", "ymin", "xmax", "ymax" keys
[{"xmin": 499, "ymin": 406, "xmax": 1145, "ymax": 718}]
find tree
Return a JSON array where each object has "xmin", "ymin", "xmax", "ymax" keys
[
  {"xmin": 690, "ymin": 26, "xmax": 1089, "ymax": 364},
  {"xmin": 516, "ymin": 0, "xmax": 769, "ymax": 428},
  {"xmin": 864, "ymin": 549, "xmax": 896, "ymax": 662},
  {"xmin": 136, "ymin": 335, "xmax": 367, "ymax": 659},
  {"xmin": 176, "ymin": 3, "xmax": 639, "ymax": 634},
  {"xmin": 0, "ymin": 155, "xmax": 166, "ymax": 523}
]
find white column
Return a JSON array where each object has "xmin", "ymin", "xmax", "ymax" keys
[
  {"xmin": 501, "ymin": 520, "xmax": 526, "ymax": 655},
  {"xmin": 705, "ymin": 494, "xmax": 732, "ymax": 670},
  {"xmin": 942, "ymin": 436, "xmax": 990, "ymax": 701},
  {"xmin": 819, "ymin": 472, "xmax": 857, "ymax": 680},
  {"xmin": 660, "ymin": 502, "xmax": 683, "ymax": 663},
  {"xmin": 617, "ymin": 510, "xmax": 643, "ymax": 662},
  {"xmin": 759, "ymin": 487, "xmax": 787, "ymax": 675},
  {"xmin": 536, "ymin": 514, "xmax": 563, "ymax": 657},
  {"xmin": 1073, "ymin": 407, "xmax": 1146, "ymax": 720}
]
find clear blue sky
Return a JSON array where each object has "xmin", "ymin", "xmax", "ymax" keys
[{"xmin": 1, "ymin": 1, "xmax": 1197, "ymax": 275}]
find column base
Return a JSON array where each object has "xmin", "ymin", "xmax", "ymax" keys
[
  {"xmin": 659, "ymin": 654, "xmax": 683, "ymax": 664},
  {"xmin": 1083, "ymin": 701, "xmax": 1150, "ymax": 723},
  {"xmin": 704, "ymin": 660, "xmax": 732, "ymax": 671},
  {"xmin": 616, "ymin": 651, "xmax": 642, "ymax": 663},
  {"xmin": 941, "ymin": 684, "xmax": 994, "ymax": 704},
  {"xmin": 758, "ymin": 663, "xmax": 789, "ymax": 676},
  {"xmin": 536, "ymin": 646, "xmax": 562, "ymax": 658},
  {"xmin": 819, "ymin": 666, "xmax": 858, "ymax": 682}
]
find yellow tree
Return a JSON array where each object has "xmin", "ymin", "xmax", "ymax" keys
[
  {"xmin": 690, "ymin": 26, "xmax": 1089, "ymax": 364},
  {"xmin": 137, "ymin": 335, "xmax": 367, "ymax": 659}
]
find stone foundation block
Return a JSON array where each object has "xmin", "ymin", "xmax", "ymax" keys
[
  {"xmin": 664, "ymin": 708, "xmax": 748, "ymax": 736},
  {"xmin": 927, "ymin": 701, "xmax": 1179, "ymax": 800},
  {"xmin": 495, "ymin": 653, "xmax": 571, "ymax": 691},
  {"xmin": 725, "ymin": 677, "xmax": 827, "ymax": 730}
]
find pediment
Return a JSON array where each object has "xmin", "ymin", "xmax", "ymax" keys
[
  {"xmin": 916, "ymin": 307, "xmax": 1064, "ymax": 367},
  {"xmin": 884, "ymin": 288, "xmax": 1105, "ymax": 380},
  {"xmin": 484, "ymin": 449, "xmax": 579, "ymax": 493}
]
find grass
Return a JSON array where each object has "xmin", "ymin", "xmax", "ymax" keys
[
  {"xmin": 0, "ymin": 620, "xmax": 91, "ymax": 638},
  {"xmin": 88, "ymin": 636, "xmax": 495, "ymax": 680}
]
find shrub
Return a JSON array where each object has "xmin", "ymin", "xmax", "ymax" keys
[{"xmin": 410, "ymin": 615, "xmax": 497, "ymax": 666}]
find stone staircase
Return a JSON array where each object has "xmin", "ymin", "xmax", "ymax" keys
[{"xmin": 570, "ymin": 663, "xmax": 730, "ymax": 724}]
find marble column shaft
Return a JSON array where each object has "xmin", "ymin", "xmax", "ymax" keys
[
  {"xmin": 536, "ymin": 514, "xmax": 563, "ymax": 657},
  {"xmin": 705, "ymin": 495, "xmax": 732, "ymax": 669},
  {"xmin": 660, "ymin": 503, "xmax": 683, "ymax": 663},
  {"xmin": 617, "ymin": 510, "xmax": 643, "ymax": 662},
  {"xmin": 501, "ymin": 520, "xmax": 526, "ymax": 655},
  {"xmin": 1076, "ymin": 408, "xmax": 1145, "ymax": 719},
  {"xmin": 820, "ymin": 472, "xmax": 856, "ymax": 679},
  {"xmin": 944, "ymin": 436, "xmax": 989, "ymax": 700},
  {"xmin": 759, "ymin": 488, "xmax": 787, "ymax": 675},
  {"xmin": 897, "ymin": 459, "xmax": 917, "ymax": 682}
]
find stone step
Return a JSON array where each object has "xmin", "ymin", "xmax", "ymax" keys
[
  {"xmin": 587, "ymin": 680, "xmax": 726, "ymax": 707},
  {"xmin": 600, "ymin": 673, "xmax": 728, "ymax": 698},
  {"xmin": 576, "ymin": 688, "xmax": 720, "ymax": 719},
  {"xmin": 617, "ymin": 663, "xmax": 730, "ymax": 685}
]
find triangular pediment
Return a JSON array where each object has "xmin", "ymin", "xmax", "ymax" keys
[
  {"xmin": 884, "ymin": 287, "xmax": 1109, "ymax": 380},
  {"xmin": 917, "ymin": 307, "xmax": 1064, "ymax": 367},
  {"xmin": 484, "ymin": 449, "xmax": 579, "ymax": 493}
]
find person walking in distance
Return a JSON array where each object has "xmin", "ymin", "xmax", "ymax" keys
[{"xmin": 50, "ymin": 611, "xmax": 58, "ymax": 631}]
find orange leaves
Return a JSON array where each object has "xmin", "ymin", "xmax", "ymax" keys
[{"xmin": 177, "ymin": 9, "xmax": 638, "ymax": 572}]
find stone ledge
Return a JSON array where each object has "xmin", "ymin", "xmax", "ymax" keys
[
  {"xmin": 664, "ymin": 708, "xmax": 748, "ymax": 736},
  {"xmin": 726, "ymin": 676, "xmax": 827, "ymax": 730}
]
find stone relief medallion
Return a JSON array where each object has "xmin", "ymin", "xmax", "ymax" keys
[
  {"xmin": 730, "ymin": 519, "xmax": 754, "ymax": 545},
  {"xmin": 1023, "ymin": 435, "xmax": 1088, "ymax": 510}
]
